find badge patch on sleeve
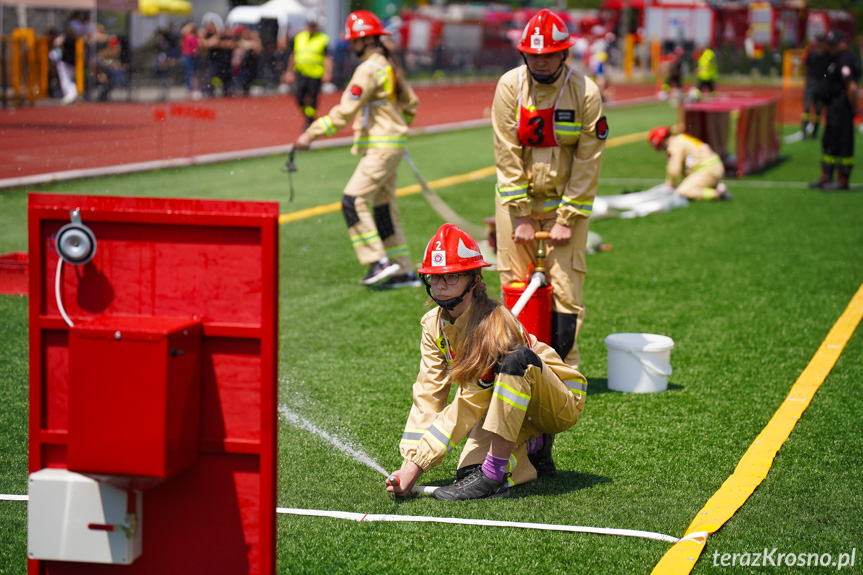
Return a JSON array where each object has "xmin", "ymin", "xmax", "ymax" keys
[
  {"xmin": 349, "ymin": 85, "xmax": 363, "ymax": 100},
  {"xmin": 596, "ymin": 115, "xmax": 609, "ymax": 140}
]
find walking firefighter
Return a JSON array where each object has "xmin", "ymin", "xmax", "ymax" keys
[{"xmin": 293, "ymin": 10, "xmax": 420, "ymax": 287}]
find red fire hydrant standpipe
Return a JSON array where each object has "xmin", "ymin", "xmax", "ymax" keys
[{"xmin": 502, "ymin": 231, "xmax": 553, "ymax": 346}]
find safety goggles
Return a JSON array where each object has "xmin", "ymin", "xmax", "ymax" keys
[{"xmin": 423, "ymin": 273, "xmax": 466, "ymax": 286}]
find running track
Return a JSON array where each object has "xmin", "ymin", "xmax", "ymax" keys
[{"xmin": 0, "ymin": 81, "xmax": 799, "ymax": 187}]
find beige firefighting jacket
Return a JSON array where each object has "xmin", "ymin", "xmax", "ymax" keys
[
  {"xmin": 399, "ymin": 304, "xmax": 587, "ymax": 472},
  {"xmin": 492, "ymin": 64, "xmax": 605, "ymax": 227},
  {"xmin": 305, "ymin": 49, "xmax": 419, "ymax": 155},
  {"xmin": 665, "ymin": 134, "xmax": 722, "ymax": 182}
]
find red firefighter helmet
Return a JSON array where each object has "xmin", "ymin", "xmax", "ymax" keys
[
  {"xmin": 517, "ymin": 9, "xmax": 576, "ymax": 55},
  {"xmin": 344, "ymin": 10, "xmax": 388, "ymax": 40},
  {"xmin": 418, "ymin": 224, "xmax": 491, "ymax": 275},
  {"xmin": 648, "ymin": 126, "xmax": 670, "ymax": 150}
]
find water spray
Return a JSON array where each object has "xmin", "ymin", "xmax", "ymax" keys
[{"xmin": 279, "ymin": 405, "xmax": 436, "ymax": 495}]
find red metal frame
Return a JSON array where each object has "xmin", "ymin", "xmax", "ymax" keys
[
  {"xmin": 27, "ymin": 194, "xmax": 279, "ymax": 575},
  {"xmin": 681, "ymin": 96, "xmax": 780, "ymax": 178}
]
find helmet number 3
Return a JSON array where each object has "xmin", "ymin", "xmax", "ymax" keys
[{"xmin": 527, "ymin": 116, "xmax": 545, "ymax": 146}]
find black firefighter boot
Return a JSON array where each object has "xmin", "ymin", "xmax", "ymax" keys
[
  {"xmin": 528, "ymin": 433, "xmax": 557, "ymax": 478},
  {"xmin": 551, "ymin": 311, "xmax": 578, "ymax": 365},
  {"xmin": 810, "ymin": 158, "xmax": 836, "ymax": 189}
]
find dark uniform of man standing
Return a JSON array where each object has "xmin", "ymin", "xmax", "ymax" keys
[
  {"xmin": 801, "ymin": 34, "xmax": 830, "ymax": 139},
  {"xmin": 811, "ymin": 31, "xmax": 860, "ymax": 191}
]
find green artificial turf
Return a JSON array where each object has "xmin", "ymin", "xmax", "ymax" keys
[{"xmin": 1, "ymin": 101, "xmax": 861, "ymax": 574}]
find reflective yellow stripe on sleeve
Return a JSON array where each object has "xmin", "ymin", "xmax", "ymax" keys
[
  {"xmin": 554, "ymin": 122, "xmax": 582, "ymax": 137},
  {"xmin": 317, "ymin": 115, "xmax": 336, "ymax": 136},
  {"xmin": 496, "ymin": 182, "xmax": 529, "ymax": 203},
  {"xmin": 427, "ymin": 423, "xmax": 456, "ymax": 453},
  {"xmin": 401, "ymin": 429, "xmax": 425, "ymax": 444},
  {"xmin": 560, "ymin": 195, "xmax": 594, "ymax": 217}
]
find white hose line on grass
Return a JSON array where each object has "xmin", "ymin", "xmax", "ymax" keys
[
  {"xmin": 276, "ymin": 507, "xmax": 680, "ymax": 543},
  {"xmin": 601, "ymin": 178, "xmax": 817, "ymax": 189},
  {"xmin": 1, "ymin": 494, "xmax": 677, "ymax": 543}
]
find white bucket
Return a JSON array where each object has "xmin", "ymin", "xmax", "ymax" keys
[{"xmin": 605, "ymin": 333, "xmax": 674, "ymax": 393}]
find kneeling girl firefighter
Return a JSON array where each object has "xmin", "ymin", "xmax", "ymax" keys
[{"xmin": 386, "ymin": 224, "xmax": 587, "ymax": 500}]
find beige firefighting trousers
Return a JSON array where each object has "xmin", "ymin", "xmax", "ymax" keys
[
  {"xmin": 342, "ymin": 147, "xmax": 412, "ymax": 270},
  {"xmin": 675, "ymin": 160, "xmax": 725, "ymax": 200},
  {"xmin": 495, "ymin": 198, "xmax": 588, "ymax": 368},
  {"xmin": 456, "ymin": 355, "xmax": 585, "ymax": 486}
]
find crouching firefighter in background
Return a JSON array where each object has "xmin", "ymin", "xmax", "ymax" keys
[
  {"xmin": 294, "ymin": 10, "xmax": 420, "ymax": 287},
  {"xmin": 492, "ymin": 8, "xmax": 607, "ymax": 372},
  {"xmin": 386, "ymin": 224, "xmax": 587, "ymax": 500},
  {"xmin": 647, "ymin": 126, "xmax": 731, "ymax": 201}
]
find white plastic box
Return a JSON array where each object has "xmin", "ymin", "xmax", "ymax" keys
[{"xmin": 28, "ymin": 468, "xmax": 142, "ymax": 564}]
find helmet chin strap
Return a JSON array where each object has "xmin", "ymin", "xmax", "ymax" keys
[
  {"xmin": 354, "ymin": 39, "xmax": 369, "ymax": 58},
  {"xmin": 354, "ymin": 38, "xmax": 379, "ymax": 58},
  {"xmin": 522, "ymin": 53, "xmax": 566, "ymax": 84},
  {"xmin": 426, "ymin": 276, "xmax": 478, "ymax": 311}
]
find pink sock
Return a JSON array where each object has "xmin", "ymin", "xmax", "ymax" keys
[
  {"xmin": 527, "ymin": 435, "xmax": 544, "ymax": 455},
  {"xmin": 481, "ymin": 453, "xmax": 509, "ymax": 482}
]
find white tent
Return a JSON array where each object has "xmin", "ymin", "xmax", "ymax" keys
[
  {"xmin": 0, "ymin": 0, "xmax": 136, "ymax": 8},
  {"xmin": 226, "ymin": 0, "xmax": 310, "ymax": 39}
]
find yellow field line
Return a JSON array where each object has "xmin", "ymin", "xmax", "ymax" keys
[
  {"xmin": 277, "ymin": 131, "xmax": 646, "ymax": 225},
  {"xmin": 651, "ymin": 282, "xmax": 863, "ymax": 574}
]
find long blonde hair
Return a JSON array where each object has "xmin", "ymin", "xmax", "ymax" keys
[{"xmin": 448, "ymin": 278, "xmax": 526, "ymax": 384}]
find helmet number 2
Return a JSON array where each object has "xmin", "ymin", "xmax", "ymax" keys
[
  {"xmin": 435, "ymin": 241, "xmax": 442, "ymax": 250},
  {"xmin": 527, "ymin": 116, "xmax": 545, "ymax": 146}
]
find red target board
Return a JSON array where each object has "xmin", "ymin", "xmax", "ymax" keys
[{"xmin": 27, "ymin": 194, "xmax": 279, "ymax": 575}]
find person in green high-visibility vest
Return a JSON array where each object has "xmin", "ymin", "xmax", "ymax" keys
[
  {"xmin": 284, "ymin": 14, "xmax": 333, "ymax": 129},
  {"xmin": 696, "ymin": 47, "xmax": 717, "ymax": 97}
]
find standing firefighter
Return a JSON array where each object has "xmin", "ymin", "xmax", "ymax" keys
[
  {"xmin": 294, "ymin": 10, "xmax": 420, "ymax": 286},
  {"xmin": 648, "ymin": 126, "xmax": 730, "ymax": 201},
  {"xmin": 284, "ymin": 14, "xmax": 333, "ymax": 129},
  {"xmin": 810, "ymin": 31, "xmax": 860, "ymax": 191},
  {"xmin": 386, "ymin": 224, "xmax": 587, "ymax": 500},
  {"xmin": 801, "ymin": 34, "xmax": 830, "ymax": 139},
  {"xmin": 493, "ymin": 8, "xmax": 607, "ymax": 370},
  {"xmin": 659, "ymin": 46, "xmax": 686, "ymax": 100}
]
